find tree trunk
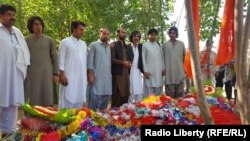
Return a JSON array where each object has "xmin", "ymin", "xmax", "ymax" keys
[
  {"xmin": 235, "ymin": 0, "xmax": 250, "ymax": 124},
  {"xmin": 234, "ymin": 0, "xmax": 243, "ymax": 123},
  {"xmin": 240, "ymin": 0, "xmax": 250, "ymax": 124},
  {"xmin": 160, "ymin": 0, "xmax": 164, "ymax": 44},
  {"xmin": 185, "ymin": 0, "xmax": 214, "ymax": 125}
]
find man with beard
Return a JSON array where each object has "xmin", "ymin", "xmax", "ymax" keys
[
  {"xmin": 162, "ymin": 26, "xmax": 186, "ymax": 98},
  {"xmin": 110, "ymin": 27, "xmax": 133, "ymax": 108},
  {"xmin": 0, "ymin": 4, "xmax": 30, "ymax": 136},
  {"xmin": 87, "ymin": 28, "xmax": 112, "ymax": 111},
  {"xmin": 58, "ymin": 21, "xmax": 87, "ymax": 109}
]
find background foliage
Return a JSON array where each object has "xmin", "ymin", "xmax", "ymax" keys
[
  {"xmin": 2, "ymin": 0, "xmax": 238, "ymax": 46},
  {"xmin": 1, "ymin": 0, "xmax": 175, "ymax": 47}
]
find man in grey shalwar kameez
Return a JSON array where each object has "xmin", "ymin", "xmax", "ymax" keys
[
  {"xmin": 163, "ymin": 27, "xmax": 186, "ymax": 98},
  {"xmin": 24, "ymin": 16, "xmax": 59, "ymax": 106},
  {"xmin": 87, "ymin": 28, "xmax": 112, "ymax": 111},
  {"xmin": 0, "ymin": 4, "xmax": 30, "ymax": 136},
  {"xmin": 142, "ymin": 29, "xmax": 164, "ymax": 96}
]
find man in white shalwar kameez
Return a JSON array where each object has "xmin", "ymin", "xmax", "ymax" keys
[
  {"xmin": 58, "ymin": 21, "xmax": 87, "ymax": 109},
  {"xmin": 142, "ymin": 29, "xmax": 165, "ymax": 96},
  {"xmin": 0, "ymin": 4, "xmax": 30, "ymax": 135},
  {"xmin": 128, "ymin": 31, "xmax": 144, "ymax": 103}
]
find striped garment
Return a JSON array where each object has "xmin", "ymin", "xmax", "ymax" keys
[{"xmin": 165, "ymin": 80, "xmax": 184, "ymax": 98}]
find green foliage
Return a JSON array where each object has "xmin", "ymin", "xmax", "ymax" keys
[
  {"xmin": 215, "ymin": 87, "xmax": 224, "ymax": 96},
  {"xmin": 190, "ymin": 86, "xmax": 196, "ymax": 93},
  {"xmin": 19, "ymin": 103, "xmax": 76, "ymax": 124},
  {"xmin": 200, "ymin": 0, "xmax": 222, "ymax": 41},
  {"xmin": 203, "ymin": 79, "xmax": 212, "ymax": 86},
  {"xmin": 1, "ymin": 0, "xmax": 174, "ymax": 47},
  {"xmin": 189, "ymin": 79, "xmax": 213, "ymax": 93},
  {"xmin": 53, "ymin": 108, "xmax": 76, "ymax": 124},
  {"xmin": 199, "ymin": 0, "xmax": 248, "ymax": 41},
  {"xmin": 19, "ymin": 103, "xmax": 50, "ymax": 120}
]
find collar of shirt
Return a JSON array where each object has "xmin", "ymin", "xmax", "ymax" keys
[
  {"xmin": 71, "ymin": 35, "xmax": 80, "ymax": 42},
  {"xmin": 148, "ymin": 41, "xmax": 160, "ymax": 50},
  {"xmin": 118, "ymin": 40, "xmax": 126, "ymax": 46},
  {"xmin": 131, "ymin": 43, "xmax": 138, "ymax": 48},
  {"xmin": 0, "ymin": 23, "xmax": 13, "ymax": 33},
  {"xmin": 0, "ymin": 22, "xmax": 3, "ymax": 28},
  {"xmin": 98, "ymin": 39, "xmax": 109, "ymax": 47},
  {"xmin": 168, "ymin": 39, "xmax": 177, "ymax": 46},
  {"xmin": 148, "ymin": 40, "xmax": 156, "ymax": 44},
  {"xmin": 32, "ymin": 34, "xmax": 43, "ymax": 39}
]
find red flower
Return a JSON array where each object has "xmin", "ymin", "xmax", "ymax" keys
[
  {"xmin": 23, "ymin": 136, "xmax": 33, "ymax": 141},
  {"xmin": 177, "ymin": 100, "xmax": 190, "ymax": 108},
  {"xmin": 163, "ymin": 118, "xmax": 176, "ymax": 125},
  {"xmin": 124, "ymin": 109, "xmax": 135, "ymax": 118},
  {"xmin": 135, "ymin": 102, "xmax": 146, "ymax": 108},
  {"xmin": 160, "ymin": 96, "xmax": 172, "ymax": 102},
  {"xmin": 118, "ymin": 117, "xmax": 126, "ymax": 125},
  {"xmin": 185, "ymin": 93, "xmax": 197, "ymax": 99},
  {"xmin": 197, "ymin": 106, "xmax": 241, "ymax": 125},
  {"xmin": 149, "ymin": 102, "xmax": 162, "ymax": 109},
  {"xmin": 140, "ymin": 116, "xmax": 156, "ymax": 125},
  {"xmin": 40, "ymin": 131, "xmax": 60, "ymax": 141},
  {"xmin": 131, "ymin": 118, "xmax": 140, "ymax": 126},
  {"xmin": 229, "ymin": 100, "xmax": 236, "ymax": 108},
  {"xmin": 20, "ymin": 117, "xmax": 48, "ymax": 131}
]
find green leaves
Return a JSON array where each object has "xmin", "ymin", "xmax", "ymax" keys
[
  {"xmin": 2, "ymin": 0, "xmax": 174, "ymax": 46},
  {"xmin": 19, "ymin": 103, "xmax": 76, "ymax": 124},
  {"xmin": 200, "ymin": 0, "xmax": 222, "ymax": 41}
]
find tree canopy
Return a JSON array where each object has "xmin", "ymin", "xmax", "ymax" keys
[
  {"xmin": 200, "ymin": 0, "xmax": 222, "ymax": 41},
  {"xmin": 1, "ymin": 0, "xmax": 174, "ymax": 46},
  {"xmin": 2, "ymin": 0, "xmax": 238, "ymax": 46}
]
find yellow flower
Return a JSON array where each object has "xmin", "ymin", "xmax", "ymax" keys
[
  {"xmin": 143, "ymin": 95, "xmax": 160, "ymax": 104},
  {"xmin": 35, "ymin": 133, "xmax": 43, "ymax": 141},
  {"xmin": 77, "ymin": 111, "xmax": 86, "ymax": 119}
]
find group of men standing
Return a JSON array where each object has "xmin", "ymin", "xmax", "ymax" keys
[
  {"xmin": 109, "ymin": 27, "xmax": 186, "ymax": 108},
  {"xmin": 0, "ymin": 4, "xmax": 187, "ymax": 136},
  {"xmin": 57, "ymin": 25, "xmax": 187, "ymax": 112},
  {"xmin": 0, "ymin": 4, "xmax": 87, "ymax": 136}
]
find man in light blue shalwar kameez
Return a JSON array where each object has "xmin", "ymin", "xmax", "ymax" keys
[{"xmin": 87, "ymin": 28, "xmax": 112, "ymax": 111}]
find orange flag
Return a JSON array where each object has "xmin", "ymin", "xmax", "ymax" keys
[
  {"xmin": 215, "ymin": 0, "xmax": 235, "ymax": 65},
  {"xmin": 184, "ymin": 0, "xmax": 200, "ymax": 79}
]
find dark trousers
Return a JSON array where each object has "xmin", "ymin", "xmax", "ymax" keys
[
  {"xmin": 234, "ymin": 88, "xmax": 237, "ymax": 104},
  {"xmin": 216, "ymin": 82, "xmax": 224, "ymax": 88},
  {"xmin": 225, "ymin": 81, "xmax": 232, "ymax": 100}
]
